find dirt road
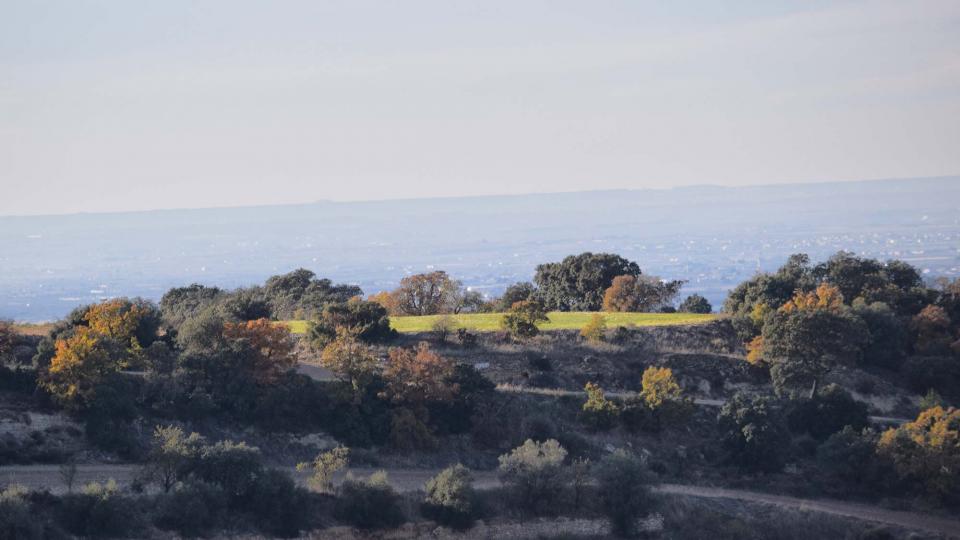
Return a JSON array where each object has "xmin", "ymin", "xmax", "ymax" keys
[{"xmin": 3, "ymin": 465, "xmax": 957, "ymax": 537}]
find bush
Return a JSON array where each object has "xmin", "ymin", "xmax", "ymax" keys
[
  {"xmin": 501, "ymin": 300, "xmax": 549, "ymax": 339},
  {"xmin": 307, "ymin": 300, "xmax": 396, "ymax": 349},
  {"xmin": 580, "ymin": 382, "xmax": 620, "ymax": 431},
  {"xmin": 580, "ymin": 314, "xmax": 607, "ymax": 342},
  {"xmin": 0, "ymin": 485, "xmax": 43, "ymax": 540},
  {"xmin": 902, "ymin": 356, "xmax": 960, "ymax": 400},
  {"xmin": 785, "ymin": 384, "xmax": 869, "ymax": 441},
  {"xmin": 679, "ymin": 294, "xmax": 712, "ymax": 314},
  {"xmin": 456, "ymin": 328, "xmax": 478, "ymax": 348},
  {"xmin": 389, "ymin": 407, "xmax": 437, "ymax": 450},
  {"xmin": 59, "ymin": 480, "xmax": 143, "ymax": 538},
  {"xmin": 877, "ymin": 406, "xmax": 960, "ymax": 503},
  {"xmin": 247, "ymin": 469, "xmax": 311, "ymax": 537},
  {"xmin": 298, "ymin": 445, "xmax": 350, "ymax": 494},
  {"xmin": 595, "ymin": 450, "xmax": 653, "ymax": 537},
  {"xmin": 717, "ymin": 393, "xmax": 790, "ymax": 472},
  {"xmin": 432, "ymin": 315, "xmax": 456, "ymax": 343},
  {"xmin": 422, "ymin": 464, "xmax": 477, "ymax": 530},
  {"xmin": 816, "ymin": 427, "xmax": 889, "ymax": 495},
  {"xmin": 334, "ymin": 471, "xmax": 405, "ymax": 530},
  {"xmin": 153, "ymin": 480, "xmax": 226, "ymax": 537},
  {"xmin": 498, "ymin": 439, "xmax": 568, "ymax": 515}
]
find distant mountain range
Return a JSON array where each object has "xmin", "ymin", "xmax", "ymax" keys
[{"xmin": 2, "ymin": 176, "xmax": 958, "ymax": 322}]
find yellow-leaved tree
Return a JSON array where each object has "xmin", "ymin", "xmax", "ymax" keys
[
  {"xmin": 877, "ymin": 406, "xmax": 960, "ymax": 502},
  {"xmin": 41, "ymin": 327, "xmax": 124, "ymax": 409}
]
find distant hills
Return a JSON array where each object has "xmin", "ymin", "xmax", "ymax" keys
[{"xmin": 2, "ymin": 176, "xmax": 958, "ymax": 321}]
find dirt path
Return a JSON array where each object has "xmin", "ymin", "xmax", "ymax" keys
[
  {"xmin": 3, "ymin": 465, "xmax": 957, "ymax": 537},
  {"xmin": 494, "ymin": 384, "xmax": 910, "ymax": 425},
  {"xmin": 657, "ymin": 484, "xmax": 960, "ymax": 538}
]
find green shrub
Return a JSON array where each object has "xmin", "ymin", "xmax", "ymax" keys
[
  {"xmin": 247, "ymin": 469, "xmax": 311, "ymax": 537},
  {"xmin": 717, "ymin": 393, "xmax": 790, "ymax": 472},
  {"xmin": 498, "ymin": 439, "xmax": 568, "ymax": 515},
  {"xmin": 785, "ymin": 384, "xmax": 869, "ymax": 441},
  {"xmin": 595, "ymin": 450, "xmax": 653, "ymax": 537},
  {"xmin": 153, "ymin": 481, "xmax": 226, "ymax": 537},
  {"xmin": 501, "ymin": 300, "xmax": 549, "ymax": 339},
  {"xmin": 816, "ymin": 427, "xmax": 890, "ymax": 495},
  {"xmin": 0, "ymin": 485, "xmax": 43, "ymax": 540},
  {"xmin": 422, "ymin": 464, "xmax": 476, "ymax": 530},
  {"xmin": 297, "ymin": 445, "xmax": 350, "ymax": 494},
  {"xmin": 59, "ymin": 480, "xmax": 143, "ymax": 538},
  {"xmin": 334, "ymin": 471, "xmax": 405, "ymax": 530},
  {"xmin": 580, "ymin": 382, "xmax": 619, "ymax": 431}
]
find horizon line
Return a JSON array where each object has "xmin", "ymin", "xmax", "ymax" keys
[{"xmin": 1, "ymin": 174, "xmax": 957, "ymax": 220}]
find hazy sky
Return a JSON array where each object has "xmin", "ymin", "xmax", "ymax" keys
[{"xmin": 2, "ymin": 1, "xmax": 959, "ymax": 215}]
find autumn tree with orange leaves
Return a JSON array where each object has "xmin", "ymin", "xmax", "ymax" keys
[
  {"xmin": 381, "ymin": 342, "xmax": 459, "ymax": 409},
  {"xmin": 41, "ymin": 298, "xmax": 162, "ymax": 408},
  {"xmin": 222, "ymin": 318, "xmax": 297, "ymax": 385}
]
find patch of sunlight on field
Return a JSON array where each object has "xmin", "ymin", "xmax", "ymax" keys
[{"xmin": 284, "ymin": 312, "xmax": 715, "ymax": 335}]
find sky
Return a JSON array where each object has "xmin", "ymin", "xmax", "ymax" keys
[{"xmin": 1, "ymin": 0, "xmax": 959, "ymax": 216}]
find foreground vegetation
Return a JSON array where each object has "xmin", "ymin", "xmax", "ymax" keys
[{"xmin": 286, "ymin": 311, "xmax": 716, "ymax": 334}]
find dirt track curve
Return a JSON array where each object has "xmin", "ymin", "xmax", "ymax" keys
[{"xmin": 2, "ymin": 465, "xmax": 957, "ymax": 537}]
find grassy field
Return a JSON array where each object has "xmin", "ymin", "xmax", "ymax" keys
[{"xmin": 285, "ymin": 311, "xmax": 715, "ymax": 335}]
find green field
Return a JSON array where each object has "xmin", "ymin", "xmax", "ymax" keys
[{"xmin": 285, "ymin": 311, "xmax": 715, "ymax": 335}]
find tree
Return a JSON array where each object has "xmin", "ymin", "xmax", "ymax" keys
[
  {"xmin": 911, "ymin": 305, "xmax": 955, "ymax": 356},
  {"xmin": 141, "ymin": 425, "xmax": 205, "ymax": 493},
  {"xmin": 779, "ymin": 283, "xmax": 844, "ymax": 313},
  {"xmin": 320, "ymin": 331, "xmax": 379, "ymax": 397},
  {"xmin": 623, "ymin": 366, "xmax": 692, "ymax": 432},
  {"xmin": 580, "ymin": 382, "xmax": 619, "ymax": 431},
  {"xmin": 853, "ymin": 301, "xmax": 907, "ymax": 370},
  {"xmin": 391, "ymin": 271, "xmax": 460, "ymax": 315},
  {"xmin": 263, "ymin": 268, "xmax": 362, "ymax": 319},
  {"xmin": 217, "ymin": 287, "xmax": 271, "ymax": 321},
  {"xmin": 447, "ymin": 287, "xmax": 486, "ymax": 314},
  {"xmin": 723, "ymin": 254, "xmax": 814, "ymax": 317},
  {"xmin": 306, "ymin": 300, "xmax": 396, "ymax": 349},
  {"xmin": 40, "ymin": 327, "xmax": 125, "ymax": 410},
  {"xmin": 816, "ymin": 427, "xmax": 887, "ymax": 493},
  {"xmin": 498, "ymin": 439, "xmax": 568, "ymax": 515},
  {"xmin": 367, "ymin": 291, "xmax": 401, "ymax": 315},
  {"xmin": 758, "ymin": 289, "xmax": 869, "ymax": 397},
  {"xmin": 595, "ymin": 450, "xmax": 653, "ymax": 537},
  {"xmin": 580, "ymin": 313, "xmax": 607, "ymax": 342},
  {"xmin": 717, "ymin": 393, "xmax": 790, "ymax": 472},
  {"xmin": 603, "ymin": 274, "xmax": 684, "ymax": 313},
  {"xmin": 498, "ymin": 282, "xmax": 536, "ymax": 311},
  {"xmin": 785, "ymin": 384, "xmax": 868, "ymax": 441},
  {"xmin": 222, "ymin": 318, "xmax": 297, "ymax": 385},
  {"xmin": 422, "ymin": 464, "xmax": 477, "ymax": 530},
  {"xmin": 679, "ymin": 294, "xmax": 712, "ymax": 314},
  {"xmin": 84, "ymin": 298, "xmax": 161, "ymax": 350},
  {"xmin": 813, "ymin": 252, "xmax": 931, "ymax": 316},
  {"xmin": 160, "ymin": 284, "xmax": 224, "ymax": 326},
  {"xmin": 380, "ymin": 342, "xmax": 459, "ymax": 412},
  {"xmin": 297, "ymin": 446, "xmax": 349, "ymax": 494},
  {"xmin": 534, "ymin": 252, "xmax": 642, "ymax": 311},
  {"xmin": 501, "ymin": 300, "xmax": 549, "ymax": 339},
  {"xmin": 877, "ymin": 406, "xmax": 960, "ymax": 502},
  {"xmin": 640, "ymin": 366, "xmax": 681, "ymax": 409}
]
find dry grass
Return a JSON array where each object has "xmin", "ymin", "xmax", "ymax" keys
[{"xmin": 285, "ymin": 312, "xmax": 716, "ymax": 335}]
